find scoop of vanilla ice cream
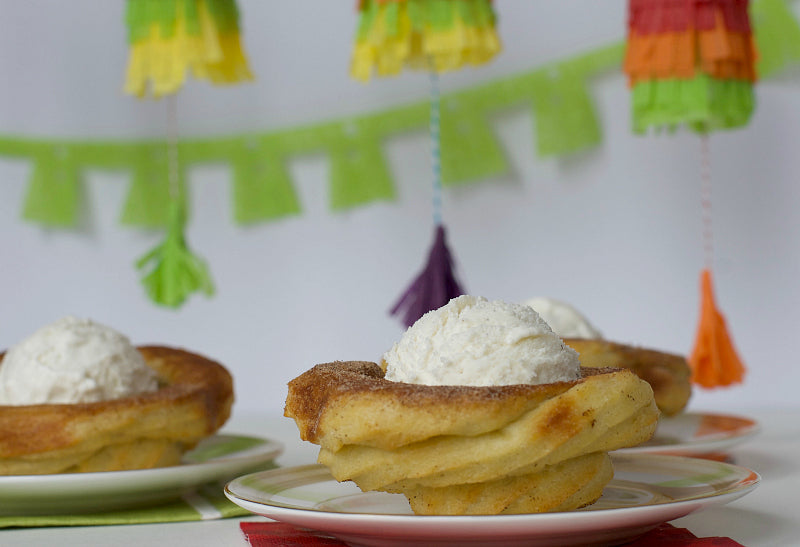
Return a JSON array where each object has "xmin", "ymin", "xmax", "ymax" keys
[
  {"xmin": 0, "ymin": 316, "xmax": 159, "ymax": 405},
  {"xmin": 524, "ymin": 297, "xmax": 602, "ymax": 339},
  {"xmin": 383, "ymin": 295, "xmax": 580, "ymax": 386}
]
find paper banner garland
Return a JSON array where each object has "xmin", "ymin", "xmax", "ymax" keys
[
  {"xmin": 123, "ymin": 0, "xmax": 253, "ymax": 308},
  {"xmin": 4, "ymin": 0, "xmax": 800, "ymax": 312},
  {"xmin": 22, "ymin": 146, "xmax": 81, "ymax": 228},
  {"xmin": 623, "ymin": 0, "xmax": 754, "ymax": 388},
  {"xmin": 752, "ymin": 0, "xmax": 800, "ymax": 77},
  {"xmin": 351, "ymin": 0, "xmax": 501, "ymax": 326},
  {"xmin": 624, "ymin": 0, "xmax": 757, "ymax": 133},
  {"xmin": 2, "ymin": 42, "xmax": 627, "ymax": 239}
]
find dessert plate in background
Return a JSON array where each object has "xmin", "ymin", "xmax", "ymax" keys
[
  {"xmin": 225, "ymin": 454, "xmax": 759, "ymax": 547},
  {"xmin": 0, "ymin": 434, "xmax": 283, "ymax": 515},
  {"xmin": 617, "ymin": 412, "xmax": 759, "ymax": 456}
]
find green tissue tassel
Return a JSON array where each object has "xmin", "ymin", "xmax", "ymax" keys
[
  {"xmin": 631, "ymin": 74, "xmax": 754, "ymax": 134},
  {"xmin": 136, "ymin": 201, "xmax": 214, "ymax": 308}
]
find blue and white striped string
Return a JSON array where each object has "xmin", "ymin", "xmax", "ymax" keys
[{"xmin": 429, "ymin": 70, "xmax": 443, "ymax": 227}]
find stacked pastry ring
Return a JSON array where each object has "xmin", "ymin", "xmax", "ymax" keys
[
  {"xmin": 0, "ymin": 346, "xmax": 234, "ymax": 475},
  {"xmin": 285, "ymin": 361, "xmax": 659, "ymax": 515},
  {"xmin": 564, "ymin": 338, "xmax": 692, "ymax": 416}
]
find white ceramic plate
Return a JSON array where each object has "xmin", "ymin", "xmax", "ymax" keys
[
  {"xmin": 225, "ymin": 454, "xmax": 759, "ymax": 547},
  {"xmin": 0, "ymin": 434, "xmax": 283, "ymax": 515},
  {"xmin": 618, "ymin": 412, "xmax": 759, "ymax": 456}
]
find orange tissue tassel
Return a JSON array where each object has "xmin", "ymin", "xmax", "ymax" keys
[{"xmin": 689, "ymin": 269, "xmax": 746, "ymax": 387}]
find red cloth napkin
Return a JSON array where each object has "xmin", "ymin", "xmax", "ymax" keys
[
  {"xmin": 241, "ymin": 522, "xmax": 343, "ymax": 546},
  {"xmin": 240, "ymin": 522, "xmax": 745, "ymax": 546}
]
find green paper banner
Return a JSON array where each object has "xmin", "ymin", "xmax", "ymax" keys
[
  {"xmin": 0, "ymin": 45, "xmax": 626, "ymax": 230},
  {"xmin": 1, "ymin": 0, "xmax": 799, "ymax": 231}
]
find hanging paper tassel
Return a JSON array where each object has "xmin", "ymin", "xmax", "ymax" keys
[
  {"xmin": 136, "ymin": 200, "xmax": 215, "ymax": 308},
  {"xmin": 623, "ymin": 2, "xmax": 752, "ymax": 388},
  {"xmin": 352, "ymin": 4, "xmax": 492, "ymax": 325},
  {"xmin": 389, "ymin": 71, "xmax": 465, "ymax": 327},
  {"xmin": 136, "ymin": 97, "xmax": 214, "ymax": 308},
  {"xmin": 689, "ymin": 269, "xmax": 746, "ymax": 387},
  {"xmin": 687, "ymin": 136, "xmax": 745, "ymax": 387},
  {"xmin": 623, "ymin": 0, "xmax": 757, "ymax": 133},
  {"xmin": 390, "ymin": 225, "xmax": 465, "ymax": 327},
  {"xmin": 351, "ymin": 0, "xmax": 501, "ymax": 81},
  {"xmin": 125, "ymin": 0, "xmax": 253, "ymax": 98}
]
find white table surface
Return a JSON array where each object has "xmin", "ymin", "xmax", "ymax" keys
[{"xmin": 3, "ymin": 407, "xmax": 798, "ymax": 547}]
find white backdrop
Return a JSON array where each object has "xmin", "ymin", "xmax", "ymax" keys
[{"xmin": 0, "ymin": 1, "xmax": 797, "ymax": 417}]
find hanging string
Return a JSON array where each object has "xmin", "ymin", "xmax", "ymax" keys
[
  {"xmin": 689, "ymin": 132, "xmax": 746, "ymax": 387},
  {"xmin": 429, "ymin": 70, "xmax": 443, "ymax": 227},
  {"xmin": 699, "ymin": 134, "xmax": 714, "ymax": 270},
  {"xmin": 135, "ymin": 94, "xmax": 215, "ymax": 308}
]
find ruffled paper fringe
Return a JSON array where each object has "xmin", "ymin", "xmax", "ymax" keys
[
  {"xmin": 626, "ymin": 30, "xmax": 757, "ymax": 82},
  {"xmin": 628, "ymin": 0, "xmax": 751, "ymax": 34},
  {"xmin": 351, "ymin": 0, "xmax": 501, "ymax": 81},
  {"xmin": 126, "ymin": 0, "xmax": 242, "ymax": 42},
  {"xmin": 625, "ymin": 0, "xmax": 756, "ymax": 82},
  {"xmin": 631, "ymin": 73, "xmax": 754, "ymax": 133},
  {"xmin": 125, "ymin": 0, "xmax": 253, "ymax": 98}
]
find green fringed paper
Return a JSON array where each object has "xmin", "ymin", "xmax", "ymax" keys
[
  {"xmin": 631, "ymin": 75, "xmax": 755, "ymax": 134},
  {"xmin": 136, "ymin": 201, "xmax": 214, "ymax": 308},
  {"xmin": 0, "ymin": 44, "xmax": 648, "ymax": 229},
  {"xmin": 413, "ymin": 0, "xmax": 496, "ymax": 32},
  {"xmin": 752, "ymin": 0, "xmax": 800, "ymax": 78},
  {"xmin": 355, "ymin": 0, "xmax": 496, "ymax": 40},
  {"xmin": 22, "ymin": 149, "xmax": 81, "ymax": 228},
  {"xmin": 231, "ymin": 138, "xmax": 300, "ymax": 224},
  {"xmin": 3, "ymin": 0, "xmax": 799, "ymax": 227},
  {"xmin": 125, "ymin": 0, "xmax": 252, "ymax": 97},
  {"xmin": 126, "ymin": 0, "xmax": 241, "ymax": 43},
  {"xmin": 200, "ymin": 0, "xmax": 241, "ymax": 34},
  {"xmin": 352, "ymin": 0, "xmax": 500, "ymax": 80}
]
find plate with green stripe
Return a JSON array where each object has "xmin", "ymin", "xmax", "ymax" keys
[{"xmin": 226, "ymin": 453, "xmax": 758, "ymax": 547}]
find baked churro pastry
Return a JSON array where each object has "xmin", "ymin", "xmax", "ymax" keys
[
  {"xmin": 0, "ymin": 318, "xmax": 233, "ymax": 475},
  {"xmin": 286, "ymin": 296, "xmax": 658, "ymax": 515},
  {"xmin": 564, "ymin": 338, "xmax": 691, "ymax": 416}
]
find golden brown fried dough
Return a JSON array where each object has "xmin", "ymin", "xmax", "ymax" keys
[
  {"xmin": 564, "ymin": 338, "xmax": 691, "ymax": 416},
  {"xmin": 0, "ymin": 346, "xmax": 233, "ymax": 475},
  {"xmin": 285, "ymin": 361, "xmax": 659, "ymax": 515},
  {"xmin": 404, "ymin": 452, "xmax": 613, "ymax": 515}
]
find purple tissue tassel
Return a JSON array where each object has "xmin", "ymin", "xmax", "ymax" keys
[{"xmin": 390, "ymin": 225, "xmax": 466, "ymax": 328}]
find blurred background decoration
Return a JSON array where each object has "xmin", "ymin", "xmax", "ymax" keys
[
  {"xmin": 124, "ymin": 0, "xmax": 253, "ymax": 308},
  {"xmin": 623, "ymin": 0, "xmax": 761, "ymax": 388},
  {"xmin": 1, "ymin": 1, "xmax": 799, "ymax": 413},
  {"xmin": 350, "ymin": 0, "xmax": 505, "ymax": 327}
]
